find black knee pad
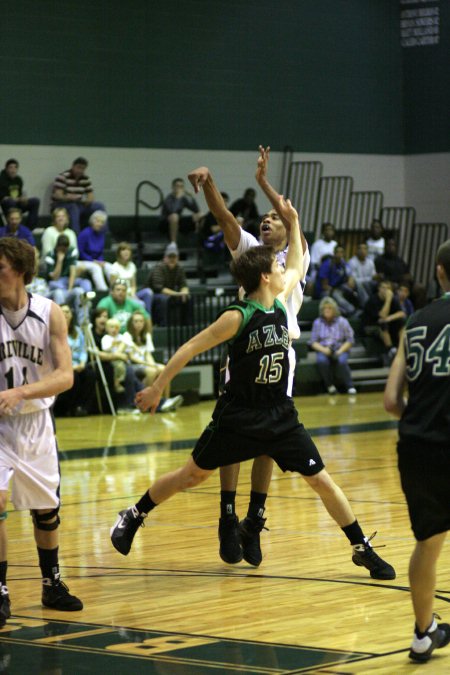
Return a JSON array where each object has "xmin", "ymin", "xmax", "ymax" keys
[{"xmin": 31, "ymin": 507, "xmax": 60, "ymax": 531}]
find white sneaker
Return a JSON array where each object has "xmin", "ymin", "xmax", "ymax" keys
[
  {"xmin": 327, "ymin": 385, "xmax": 337, "ymax": 395},
  {"xmin": 347, "ymin": 387, "xmax": 357, "ymax": 395},
  {"xmin": 159, "ymin": 395, "xmax": 184, "ymax": 412}
]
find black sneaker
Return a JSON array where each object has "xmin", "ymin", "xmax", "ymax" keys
[
  {"xmin": 42, "ymin": 578, "xmax": 83, "ymax": 611},
  {"xmin": 352, "ymin": 532, "xmax": 396, "ymax": 580},
  {"xmin": 409, "ymin": 616, "xmax": 450, "ymax": 662},
  {"xmin": 111, "ymin": 506, "xmax": 147, "ymax": 556},
  {"xmin": 218, "ymin": 515, "xmax": 243, "ymax": 564},
  {"xmin": 239, "ymin": 515, "xmax": 267, "ymax": 567},
  {"xmin": 0, "ymin": 586, "xmax": 11, "ymax": 627}
]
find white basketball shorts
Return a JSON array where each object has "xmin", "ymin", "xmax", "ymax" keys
[{"xmin": 0, "ymin": 408, "xmax": 60, "ymax": 510}]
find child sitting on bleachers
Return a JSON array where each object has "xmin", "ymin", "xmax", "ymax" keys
[{"xmin": 101, "ymin": 318, "xmax": 128, "ymax": 393}]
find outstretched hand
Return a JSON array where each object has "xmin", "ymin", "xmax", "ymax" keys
[
  {"xmin": 255, "ymin": 145, "xmax": 270, "ymax": 183},
  {"xmin": 273, "ymin": 195, "xmax": 298, "ymax": 232},
  {"xmin": 187, "ymin": 167, "xmax": 209, "ymax": 194},
  {"xmin": 135, "ymin": 385, "xmax": 162, "ymax": 415}
]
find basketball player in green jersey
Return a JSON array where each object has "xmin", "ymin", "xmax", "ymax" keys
[{"xmin": 111, "ymin": 193, "xmax": 395, "ymax": 582}]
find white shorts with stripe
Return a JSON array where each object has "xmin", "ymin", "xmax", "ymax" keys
[{"xmin": 0, "ymin": 409, "xmax": 60, "ymax": 510}]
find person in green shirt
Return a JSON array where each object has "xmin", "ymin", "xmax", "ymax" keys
[{"xmin": 97, "ymin": 280, "xmax": 150, "ymax": 332}]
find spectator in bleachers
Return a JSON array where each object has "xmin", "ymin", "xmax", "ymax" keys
[
  {"xmin": 348, "ymin": 241, "xmax": 377, "ymax": 305},
  {"xmin": 0, "ymin": 208, "xmax": 35, "ymax": 246},
  {"xmin": 97, "ymin": 279, "xmax": 151, "ymax": 332},
  {"xmin": 160, "ymin": 177, "xmax": 203, "ymax": 243},
  {"xmin": 122, "ymin": 310, "xmax": 183, "ymax": 412},
  {"xmin": 230, "ymin": 188, "xmax": 259, "ymax": 237},
  {"xmin": 101, "ymin": 318, "xmax": 128, "ymax": 393},
  {"xmin": 375, "ymin": 238, "xmax": 426, "ymax": 308},
  {"xmin": 90, "ymin": 307, "xmax": 142, "ymax": 412},
  {"xmin": 396, "ymin": 282, "xmax": 414, "ymax": 317},
  {"xmin": 374, "ymin": 237, "xmax": 411, "ymax": 286},
  {"xmin": 199, "ymin": 192, "xmax": 229, "ymax": 254},
  {"xmin": 123, "ymin": 311, "xmax": 163, "ymax": 387},
  {"xmin": 51, "ymin": 157, "xmax": 106, "ymax": 234},
  {"xmin": 365, "ymin": 219, "xmax": 385, "ymax": 261},
  {"xmin": 45, "ymin": 234, "xmax": 91, "ymax": 323},
  {"xmin": 310, "ymin": 222, "xmax": 338, "ymax": 273},
  {"xmin": 41, "ymin": 207, "xmax": 78, "ymax": 257},
  {"xmin": 0, "ymin": 158, "xmax": 40, "ymax": 228},
  {"xmin": 148, "ymin": 242, "xmax": 193, "ymax": 326},
  {"xmin": 76, "ymin": 210, "xmax": 112, "ymax": 291},
  {"xmin": 310, "ymin": 297, "xmax": 356, "ymax": 395},
  {"xmin": 363, "ymin": 280, "xmax": 406, "ymax": 365},
  {"xmin": 53, "ymin": 304, "xmax": 97, "ymax": 417},
  {"xmin": 29, "ymin": 247, "xmax": 88, "ymax": 326},
  {"xmin": 26, "ymin": 250, "xmax": 52, "ymax": 298},
  {"xmin": 109, "ymin": 242, "xmax": 153, "ymax": 314},
  {"xmin": 314, "ymin": 244, "xmax": 360, "ymax": 316}
]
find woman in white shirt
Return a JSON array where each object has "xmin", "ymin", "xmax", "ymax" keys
[
  {"xmin": 109, "ymin": 242, "xmax": 153, "ymax": 313},
  {"xmin": 123, "ymin": 311, "xmax": 169, "ymax": 394},
  {"xmin": 41, "ymin": 208, "xmax": 79, "ymax": 257}
]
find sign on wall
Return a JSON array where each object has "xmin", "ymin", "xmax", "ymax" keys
[{"xmin": 400, "ymin": 0, "xmax": 440, "ymax": 47}]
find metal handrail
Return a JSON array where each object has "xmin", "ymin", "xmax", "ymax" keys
[{"xmin": 135, "ymin": 180, "xmax": 164, "ymax": 217}]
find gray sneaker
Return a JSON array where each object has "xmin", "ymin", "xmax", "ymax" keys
[{"xmin": 159, "ymin": 395, "xmax": 184, "ymax": 413}]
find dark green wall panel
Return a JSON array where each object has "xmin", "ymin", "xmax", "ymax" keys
[{"xmin": 1, "ymin": 1, "xmax": 404, "ymax": 153}]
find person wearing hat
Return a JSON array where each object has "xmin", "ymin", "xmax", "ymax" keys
[
  {"xmin": 51, "ymin": 157, "xmax": 105, "ymax": 234},
  {"xmin": 0, "ymin": 159, "xmax": 40, "ymax": 228},
  {"xmin": 147, "ymin": 243, "xmax": 192, "ymax": 326}
]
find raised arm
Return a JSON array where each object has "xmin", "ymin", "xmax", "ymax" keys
[
  {"xmin": 136, "ymin": 309, "xmax": 242, "ymax": 413},
  {"xmin": 188, "ymin": 167, "xmax": 242, "ymax": 250},
  {"xmin": 256, "ymin": 145, "xmax": 307, "ymax": 254},
  {"xmin": 273, "ymin": 196, "xmax": 303, "ymax": 299}
]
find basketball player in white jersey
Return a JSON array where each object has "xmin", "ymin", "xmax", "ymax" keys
[
  {"xmin": 0, "ymin": 237, "xmax": 82, "ymax": 627},
  {"xmin": 188, "ymin": 147, "xmax": 310, "ymax": 567}
]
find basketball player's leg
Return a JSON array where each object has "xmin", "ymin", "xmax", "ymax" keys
[
  {"xmin": 111, "ymin": 456, "xmax": 213, "ymax": 556},
  {"xmin": 409, "ymin": 533, "xmax": 446, "ymax": 631},
  {"xmin": 408, "ymin": 532, "xmax": 450, "ymax": 661},
  {"xmin": 218, "ymin": 463, "xmax": 242, "ymax": 563},
  {"xmin": 0, "ymin": 490, "xmax": 10, "ymax": 627},
  {"xmin": 276, "ymin": 425, "xmax": 396, "ymax": 580},
  {"xmin": 302, "ymin": 467, "xmax": 395, "ymax": 579},
  {"xmin": 219, "ymin": 456, "xmax": 273, "ymax": 566},
  {"xmin": 302, "ymin": 469, "xmax": 355, "ymax": 526},
  {"xmin": 14, "ymin": 412, "xmax": 83, "ymax": 611},
  {"xmin": 238, "ymin": 456, "xmax": 273, "ymax": 567}
]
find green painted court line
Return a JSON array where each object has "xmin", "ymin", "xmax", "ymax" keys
[{"xmin": 58, "ymin": 420, "xmax": 398, "ymax": 462}]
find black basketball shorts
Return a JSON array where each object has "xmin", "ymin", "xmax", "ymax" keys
[{"xmin": 397, "ymin": 437, "xmax": 450, "ymax": 541}]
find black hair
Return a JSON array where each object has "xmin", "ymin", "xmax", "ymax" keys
[{"xmin": 436, "ymin": 239, "xmax": 450, "ymax": 279}]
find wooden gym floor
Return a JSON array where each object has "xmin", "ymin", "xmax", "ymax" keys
[{"xmin": 1, "ymin": 392, "xmax": 449, "ymax": 674}]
